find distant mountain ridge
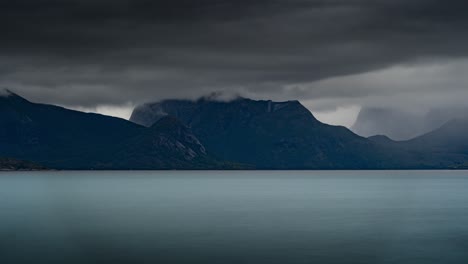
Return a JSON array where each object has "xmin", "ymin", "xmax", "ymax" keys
[
  {"xmin": 351, "ymin": 107, "xmax": 431, "ymax": 140},
  {"xmin": 362, "ymin": 117, "xmax": 468, "ymax": 168},
  {"xmin": 352, "ymin": 106, "xmax": 468, "ymax": 141}
]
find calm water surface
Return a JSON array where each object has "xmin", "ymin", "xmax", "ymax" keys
[{"xmin": 1, "ymin": 171, "xmax": 468, "ymax": 264}]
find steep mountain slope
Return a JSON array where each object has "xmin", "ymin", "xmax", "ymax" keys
[
  {"xmin": 408, "ymin": 119, "xmax": 468, "ymax": 148},
  {"xmin": 404, "ymin": 119, "xmax": 468, "ymax": 168},
  {"xmin": 365, "ymin": 118, "xmax": 468, "ymax": 169},
  {"xmin": 0, "ymin": 90, "xmax": 216, "ymax": 169},
  {"xmin": 109, "ymin": 116, "xmax": 237, "ymax": 169},
  {"xmin": 131, "ymin": 97, "xmax": 394, "ymax": 169}
]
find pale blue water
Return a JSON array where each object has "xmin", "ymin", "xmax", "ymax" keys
[{"xmin": 1, "ymin": 171, "xmax": 468, "ymax": 264}]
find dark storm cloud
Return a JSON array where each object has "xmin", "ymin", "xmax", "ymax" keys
[{"xmin": 2, "ymin": 0, "xmax": 468, "ymax": 107}]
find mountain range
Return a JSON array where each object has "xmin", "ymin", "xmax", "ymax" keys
[
  {"xmin": 0, "ymin": 90, "xmax": 227, "ymax": 169},
  {"xmin": 1, "ymin": 90, "xmax": 467, "ymax": 170}
]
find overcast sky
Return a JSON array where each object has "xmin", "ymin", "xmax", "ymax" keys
[{"xmin": 2, "ymin": 0, "xmax": 468, "ymax": 125}]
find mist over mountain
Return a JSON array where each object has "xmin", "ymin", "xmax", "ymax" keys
[
  {"xmin": 3, "ymin": 2, "xmax": 468, "ymax": 262},
  {"xmin": 351, "ymin": 106, "xmax": 468, "ymax": 141}
]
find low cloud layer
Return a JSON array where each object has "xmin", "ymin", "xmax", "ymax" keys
[{"xmin": 2, "ymin": 0, "xmax": 468, "ymax": 119}]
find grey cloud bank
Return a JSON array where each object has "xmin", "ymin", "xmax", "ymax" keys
[{"xmin": 1, "ymin": 0, "xmax": 468, "ymax": 121}]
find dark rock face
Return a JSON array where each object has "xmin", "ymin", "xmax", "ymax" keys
[
  {"xmin": 0, "ymin": 91, "xmax": 216, "ymax": 169},
  {"xmin": 108, "ymin": 116, "xmax": 215, "ymax": 169},
  {"xmin": 131, "ymin": 98, "xmax": 388, "ymax": 169}
]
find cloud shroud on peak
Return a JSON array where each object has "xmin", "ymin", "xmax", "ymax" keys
[{"xmin": 1, "ymin": 0, "xmax": 468, "ymax": 114}]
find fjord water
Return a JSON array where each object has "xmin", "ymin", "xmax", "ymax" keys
[{"xmin": 1, "ymin": 171, "xmax": 468, "ymax": 264}]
